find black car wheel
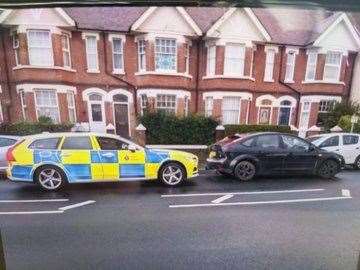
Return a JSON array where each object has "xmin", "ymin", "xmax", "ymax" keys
[
  {"xmin": 354, "ymin": 156, "xmax": 360, "ymax": 170},
  {"xmin": 317, "ymin": 159, "xmax": 340, "ymax": 178},
  {"xmin": 234, "ymin": 161, "xmax": 256, "ymax": 181}
]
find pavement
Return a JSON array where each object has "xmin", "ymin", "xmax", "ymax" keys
[{"xmin": 0, "ymin": 170, "xmax": 360, "ymax": 270}]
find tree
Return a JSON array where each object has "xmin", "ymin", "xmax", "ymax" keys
[{"xmin": 322, "ymin": 101, "xmax": 360, "ymax": 131}]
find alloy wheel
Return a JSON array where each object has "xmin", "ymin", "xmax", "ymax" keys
[
  {"xmin": 235, "ymin": 161, "xmax": 256, "ymax": 181},
  {"xmin": 162, "ymin": 165, "xmax": 183, "ymax": 185},
  {"xmin": 319, "ymin": 160, "xmax": 338, "ymax": 178},
  {"xmin": 38, "ymin": 169, "xmax": 62, "ymax": 190}
]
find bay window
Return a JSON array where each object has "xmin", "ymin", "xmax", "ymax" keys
[
  {"xmin": 299, "ymin": 102, "xmax": 310, "ymax": 130},
  {"xmin": 34, "ymin": 89, "xmax": 59, "ymax": 123},
  {"xmin": 27, "ymin": 30, "xmax": 53, "ymax": 66},
  {"xmin": 224, "ymin": 44, "xmax": 245, "ymax": 76},
  {"xmin": 19, "ymin": 90, "xmax": 27, "ymax": 120},
  {"xmin": 138, "ymin": 39, "xmax": 146, "ymax": 71},
  {"xmin": 85, "ymin": 35, "xmax": 99, "ymax": 71},
  {"xmin": 185, "ymin": 43, "xmax": 190, "ymax": 74},
  {"xmin": 67, "ymin": 91, "xmax": 76, "ymax": 123},
  {"xmin": 305, "ymin": 51, "xmax": 317, "ymax": 81},
  {"xmin": 112, "ymin": 37, "xmax": 123, "ymax": 72},
  {"xmin": 140, "ymin": 94, "xmax": 148, "ymax": 115},
  {"xmin": 317, "ymin": 100, "xmax": 336, "ymax": 126},
  {"xmin": 156, "ymin": 94, "xmax": 176, "ymax": 114},
  {"xmin": 205, "ymin": 97, "xmax": 213, "ymax": 117},
  {"xmin": 207, "ymin": 45, "xmax": 216, "ymax": 76},
  {"xmin": 12, "ymin": 31, "xmax": 19, "ymax": 66},
  {"xmin": 264, "ymin": 49, "xmax": 275, "ymax": 81},
  {"xmin": 222, "ymin": 97, "xmax": 241, "ymax": 125},
  {"xmin": 323, "ymin": 51, "xmax": 342, "ymax": 81},
  {"xmin": 155, "ymin": 38, "xmax": 176, "ymax": 72},
  {"xmin": 285, "ymin": 51, "xmax": 296, "ymax": 82},
  {"xmin": 61, "ymin": 33, "xmax": 71, "ymax": 68}
]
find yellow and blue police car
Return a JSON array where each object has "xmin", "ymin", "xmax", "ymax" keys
[{"xmin": 6, "ymin": 132, "xmax": 199, "ymax": 191}]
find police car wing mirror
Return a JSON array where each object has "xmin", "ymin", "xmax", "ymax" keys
[{"xmin": 128, "ymin": 145, "xmax": 137, "ymax": 152}]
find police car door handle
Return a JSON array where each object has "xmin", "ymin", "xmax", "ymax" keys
[
  {"xmin": 61, "ymin": 153, "xmax": 71, "ymax": 157},
  {"xmin": 102, "ymin": 152, "xmax": 115, "ymax": 158}
]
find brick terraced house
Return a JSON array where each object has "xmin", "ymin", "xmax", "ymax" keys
[{"xmin": 0, "ymin": 7, "xmax": 360, "ymax": 138}]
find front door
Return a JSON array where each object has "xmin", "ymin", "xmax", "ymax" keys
[
  {"xmin": 114, "ymin": 103, "xmax": 129, "ymax": 138},
  {"xmin": 87, "ymin": 93, "xmax": 106, "ymax": 132}
]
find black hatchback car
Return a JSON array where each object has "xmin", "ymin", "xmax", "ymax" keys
[{"xmin": 206, "ymin": 132, "xmax": 344, "ymax": 181}]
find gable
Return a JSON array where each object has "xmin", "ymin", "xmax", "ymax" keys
[
  {"xmin": 134, "ymin": 7, "xmax": 199, "ymax": 36},
  {"xmin": 2, "ymin": 8, "xmax": 74, "ymax": 27},
  {"xmin": 207, "ymin": 8, "xmax": 270, "ymax": 42},
  {"xmin": 317, "ymin": 20, "xmax": 359, "ymax": 51}
]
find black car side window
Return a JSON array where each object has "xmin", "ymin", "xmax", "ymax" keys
[
  {"xmin": 343, "ymin": 135, "xmax": 359, "ymax": 145},
  {"xmin": 96, "ymin": 136, "xmax": 129, "ymax": 150},
  {"xmin": 319, "ymin": 136, "xmax": 339, "ymax": 148},
  {"xmin": 241, "ymin": 138, "xmax": 255, "ymax": 147},
  {"xmin": 281, "ymin": 135, "xmax": 310, "ymax": 152},
  {"xmin": 255, "ymin": 135, "xmax": 280, "ymax": 150}
]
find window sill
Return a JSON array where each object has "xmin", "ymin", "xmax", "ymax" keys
[
  {"xmin": 202, "ymin": 75, "xmax": 255, "ymax": 81},
  {"xmin": 13, "ymin": 65, "xmax": 76, "ymax": 73},
  {"xmin": 112, "ymin": 70, "xmax": 125, "ymax": 75},
  {"xmin": 284, "ymin": 80, "xmax": 295, "ymax": 84},
  {"xmin": 263, "ymin": 79, "xmax": 274, "ymax": 83},
  {"xmin": 302, "ymin": 80, "xmax": 345, "ymax": 85},
  {"xmin": 87, "ymin": 69, "xmax": 100, "ymax": 74},
  {"xmin": 135, "ymin": 71, "xmax": 192, "ymax": 79}
]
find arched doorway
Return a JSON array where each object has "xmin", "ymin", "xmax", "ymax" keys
[
  {"xmin": 113, "ymin": 94, "xmax": 129, "ymax": 138},
  {"xmin": 87, "ymin": 93, "xmax": 106, "ymax": 132}
]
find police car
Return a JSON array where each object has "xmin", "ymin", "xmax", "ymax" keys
[{"xmin": 6, "ymin": 133, "xmax": 199, "ymax": 191}]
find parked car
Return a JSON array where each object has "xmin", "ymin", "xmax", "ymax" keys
[
  {"xmin": 0, "ymin": 135, "xmax": 21, "ymax": 172},
  {"xmin": 206, "ymin": 132, "xmax": 344, "ymax": 181},
  {"xmin": 307, "ymin": 132, "xmax": 360, "ymax": 169},
  {"xmin": 6, "ymin": 132, "xmax": 199, "ymax": 191}
]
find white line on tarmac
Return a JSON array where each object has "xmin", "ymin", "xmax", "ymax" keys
[
  {"xmin": 211, "ymin": 194, "xmax": 233, "ymax": 204},
  {"xmin": 0, "ymin": 210, "xmax": 64, "ymax": 215},
  {"xmin": 0, "ymin": 199, "xmax": 69, "ymax": 203},
  {"xmin": 59, "ymin": 200, "xmax": 95, "ymax": 211},
  {"xmin": 161, "ymin": 188, "xmax": 325, "ymax": 198},
  {"xmin": 169, "ymin": 196, "xmax": 351, "ymax": 208},
  {"xmin": 341, "ymin": 189, "xmax": 351, "ymax": 197}
]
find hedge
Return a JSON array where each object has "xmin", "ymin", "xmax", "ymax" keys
[
  {"xmin": 225, "ymin": 124, "xmax": 292, "ymax": 136},
  {"xmin": 139, "ymin": 112, "xmax": 218, "ymax": 145},
  {"xmin": 0, "ymin": 121, "xmax": 74, "ymax": 136}
]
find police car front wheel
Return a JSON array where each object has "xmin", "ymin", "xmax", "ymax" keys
[
  {"xmin": 35, "ymin": 165, "xmax": 67, "ymax": 191},
  {"xmin": 159, "ymin": 163, "xmax": 185, "ymax": 186}
]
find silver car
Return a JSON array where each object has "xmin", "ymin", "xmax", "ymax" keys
[{"xmin": 0, "ymin": 135, "xmax": 20, "ymax": 172}]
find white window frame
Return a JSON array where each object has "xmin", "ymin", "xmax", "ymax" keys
[
  {"xmin": 207, "ymin": 45, "xmax": 216, "ymax": 76},
  {"xmin": 222, "ymin": 97, "xmax": 241, "ymax": 125},
  {"xmin": 111, "ymin": 37, "xmax": 124, "ymax": 73},
  {"xmin": 257, "ymin": 100, "xmax": 273, "ymax": 125},
  {"xmin": 12, "ymin": 31, "xmax": 20, "ymax": 66},
  {"xmin": 140, "ymin": 94, "xmax": 148, "ymax": 116},
  {"xmin": 155, "ymin": 38, "xmax": 177, "ymax": 73},
  {"xmin": 323, "ymin": 51, "xmax": 342, "ymax": 82},
  {"xmin": 285, "ymin": 51, "xmax": 296, "ymax": 82},
  {"xmin": 34, "ymin": 89, "xmax": 60, "ymax": 123},
  {"xmin": 305, "ymin": 51, "xmax": 318, "ymax": 81},
  {"xmin": 318, "ymin": 100, "xmax": 336, "ymax": 113},
  {"xmin": 19, "ymin": 89, "xmax": 27, "ymax": 120},
  {"xmin": 138, "ymin": 39, "xmax": 146, "ymax": 72},
  {"xmin": 264, "ymin": 49, "xmax": 275, "ymax": 82},
  {"xmin": 184, "ymin": 96, "xmax": 189, "ymax": 116},
  {"xmin": 156, "ymin": 94, "xmax": 177, "ymax": 114},
  {"xmin": 185, "ymin": 43, "xmax": 190, "ymax": 74},
  {"xmin": 224, "ymin": 43, "xmax": 245, "ymax": 76},
  {"xmin": 299, "ymin": 101, "xmax": 311, "ymax": 130},
  {"xmin": 277, "ymin": 100, "xmax": 293, "ymax": 126},
  {"xmin": 61, "ymin": 33, "xmax": 71, "ymax": 68},
  {"xmin": 205, "ymin": 97, "xmax": 213, "ymax": 117},
  {"xmin": 27, "ymin": 29, "xmax": 54, "ymax": 67},
  {"xmin": 66, "ymin": 90, "xmax": 76, "ymax": 123},
  {"xmin": 84, "ymin": 34, "xmax": 99, "ymax": 73}
]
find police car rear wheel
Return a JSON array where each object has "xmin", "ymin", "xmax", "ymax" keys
[
  {"xmin": 159, "ymin": 163, "xmax": 185, "ymax": 186},
  {"xmin": 36, "ymin": 166, "xmax": 66, "ymax": 191}
]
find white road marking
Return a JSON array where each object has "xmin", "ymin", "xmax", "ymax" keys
[
  {"xmin": 169, "ymin": 196, "xmax": 351, "ymax": 208},
  {"xmin": 161, "ymin": 188, "xmax": 325, "ymax": 198},
  {"xmin": 0, "ymin": 199, "xmax": 69, "ymax": 203},
  {"xmin": 211, "ymin": 194, "xmax": 233, "ymax": 204},
  {"xmin": 59, "ymin": 200, "xmax": 95, "ymax": 211},
  {"xmin": 0, "ymin": 210, "xmax": 64, "ymax": 215},
  {"xmin": 341, "ymin": 189, "xmax": 351, "ymax": 197}
]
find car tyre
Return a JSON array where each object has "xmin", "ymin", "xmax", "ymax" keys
[
  {"xmin": 159, "ymin": 162, "xmax": 185, "ymax": 187},
  {"xmin": 234, "ymin": 160, "xmax": 256, "ymax": 181},
  {"xmin": 353, "ymin": 156, "xmax": 360, "ymax": 170},
  {"xmin": 317, "ymin": 159, "xmax": 340, "ymax": 178},
  {"xmin": 35, "ymin": 165, "xmax": 67, "ymax": 191}
]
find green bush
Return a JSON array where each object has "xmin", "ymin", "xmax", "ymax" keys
[
  {"xmin": 225, "ymin": 124, "xmax": 292, "ymax": 136},
  {"xmin": 139, "ymin": 112, "xmax": 219, "ymax": 145},
  {"xmin": 338, "ymin": 115, "xmax": 360, "ymax": 133},
  {"xmin": 322, "ymin": 101, "xmax": 360, "ymax": 131},
  {"xmin": 0, "ymin": 121, "xmax": 74, "ymax": 136}
]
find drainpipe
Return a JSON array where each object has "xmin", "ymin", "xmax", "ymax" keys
[
  {"xmin": 194, "ymin": 39, "xmax": 201, "ymax": 113},
  {"xmin": 277, "ymin": 45, "xmax": 301, "ymax": 127},
  {"xmin": 1, "ymin": 28, "xmax": 14, "ymax": 122},
  {"xmin": 101, "ymin": 32, "xmax": 138, "ymax": 115}
]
